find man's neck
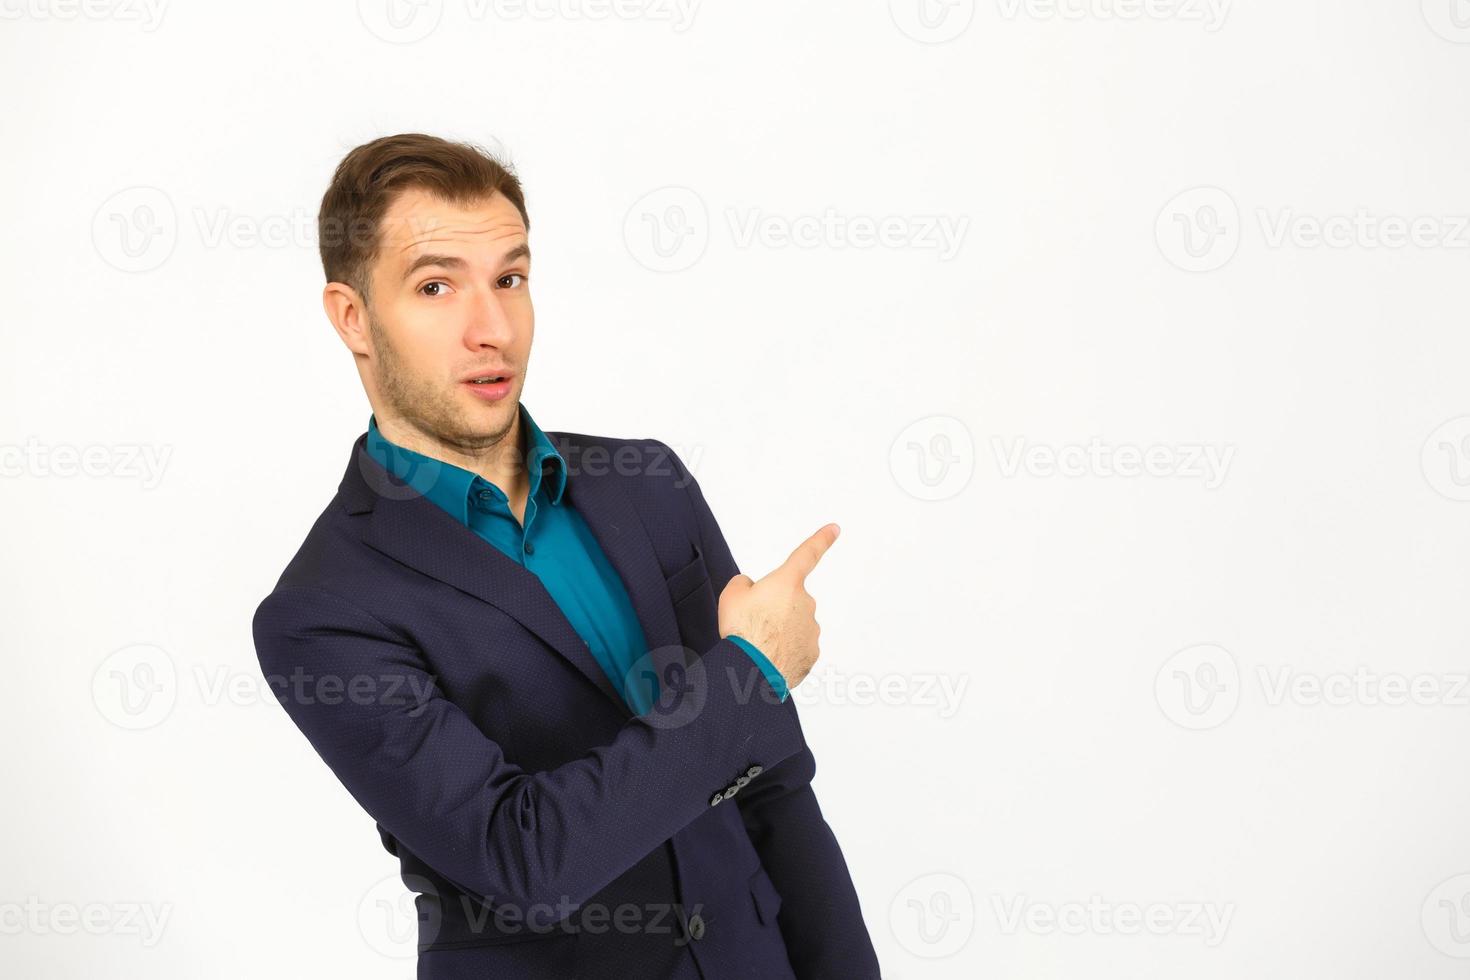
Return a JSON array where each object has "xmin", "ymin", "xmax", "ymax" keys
[{"xmin": 378, "ymin": 408, "xmax": 531, "ymax": 511}]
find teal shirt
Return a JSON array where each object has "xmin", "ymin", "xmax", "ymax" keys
[{"xmin": 364, "ymin": 405, "xmax": 788, "ymax": 713}]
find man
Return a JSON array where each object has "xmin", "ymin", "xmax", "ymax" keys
[{"xmin": 253, "ymin": 133, "xmax": 881, "ymax": 979}]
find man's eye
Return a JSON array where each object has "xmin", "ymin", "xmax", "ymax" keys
[
  {"xmin": 497, "ymin": 273, "xmax": 526, "ymax": 289},
  {"xmin": 420, "ymin": 281, "xmax": 450, "ymax": 297}
]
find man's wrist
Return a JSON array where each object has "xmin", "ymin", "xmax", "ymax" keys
[{"xmin": 724, "ymin": 634, "xmax": 789, "ymax": 702}]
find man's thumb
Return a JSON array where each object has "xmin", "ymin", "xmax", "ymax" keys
[
  {"xmin": 719, "ymin": 574, "xmax": 755, "ymax": 607},
  {"xmin": 724, "ymin": 573, "xmax": 755, "ymax": 594}
]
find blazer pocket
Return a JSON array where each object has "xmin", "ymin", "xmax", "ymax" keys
[
  {"xmin": 748, "ymin": 865, "xmax": 783, "ymax": 926},
  {"xmin": 664, "ymin": 547, "xmax": 712, "ymax": 605},
  {"xmin": 418, "ymin": 931, "xmax": 578, "ymax": 974},
  {"xmin": 665, "ymin": 549, "xmax": 718, "ymax": 647}
]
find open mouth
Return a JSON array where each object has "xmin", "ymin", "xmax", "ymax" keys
[{"xmin": 462, "ymin": 375, "xmax": 513, "ymax": 401}]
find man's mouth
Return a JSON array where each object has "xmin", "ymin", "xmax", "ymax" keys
[{"xmin": 462, "ymin": 374, "xmax": 514, "ymax": 402}]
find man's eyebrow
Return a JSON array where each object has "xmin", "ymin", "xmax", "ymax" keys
[
  {"xmin": 401, "ymin": 253, "xmax": 466, "ymax": 281},
  {"xmin": 400, "ymin": 244, "xmax": 532, "ymax": 282}
]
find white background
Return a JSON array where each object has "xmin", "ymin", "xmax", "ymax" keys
[{"xmin": 4, "ymin": 1, "xmax": 1470, "ymax": 977}]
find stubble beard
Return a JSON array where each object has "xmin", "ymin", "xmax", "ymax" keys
[{"xmin": 367, "ymin": 307, "xmax": 519, "ymax": 457}]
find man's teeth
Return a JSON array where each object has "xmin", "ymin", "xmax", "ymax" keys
[{"xmin": 470, "ymin": 377, "xmax": 505, "ymax": 384}]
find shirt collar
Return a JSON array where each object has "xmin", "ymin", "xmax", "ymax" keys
[
  {"xmin": 521, "ymin": 405, "xmax": 568, "ymax": 505},
  {"xmin": 365, "ymin": 404, "xmax": 567, "ymax": 524}
]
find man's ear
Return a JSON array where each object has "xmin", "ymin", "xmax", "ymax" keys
[{"xmin": 323, "ymin": 282, "xmax": 371, "ymax": 356}]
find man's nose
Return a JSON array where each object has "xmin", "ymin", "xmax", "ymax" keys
[{"xmin": 463, "ymin": 292, "xmax": 514, "ymax": 347}]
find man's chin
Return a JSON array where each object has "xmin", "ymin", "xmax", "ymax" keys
[{"xmin": 455, "ymin": 391, "xmax": 520, "ymax": 436}]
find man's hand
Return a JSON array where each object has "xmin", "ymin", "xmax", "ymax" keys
[{"xmin": 716, "ymin": 523, "xmax": 840, "ymax": 690}]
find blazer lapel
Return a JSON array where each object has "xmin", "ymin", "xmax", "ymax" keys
[
  {"xmin": 338, "ymin": 430, "xmax": 685, "ymax": 719},
  {"xmin": 554, "ymin": 433, "xmax": 689, "ymax": 706}
]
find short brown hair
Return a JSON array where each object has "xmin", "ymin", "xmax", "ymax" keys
[{"xmin": 317, "ymin": 133, "xmax": 529, "ymax": 300}]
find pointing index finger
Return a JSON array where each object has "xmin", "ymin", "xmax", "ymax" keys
[{"xmin": 780, "ymin": 523, "xmax": 841, "ymax": 582}]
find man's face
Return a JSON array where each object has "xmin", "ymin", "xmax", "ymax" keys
[{"xmin": 359, "ymin": 187, "xmax": 532, "ymax": 453}]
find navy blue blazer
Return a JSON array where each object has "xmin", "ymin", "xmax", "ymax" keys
[{"xmin": 252, "ymin": 426, "xmax": 881, "ymax": 979}]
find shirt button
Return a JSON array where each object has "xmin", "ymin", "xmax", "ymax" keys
[
  {"xmin": 687, "ymin": 913, "xmax": 706, "ymax": 940},
  {"xmin": 478, "ymin": 489, "xmax": 494, "ymax": 500},
  {"xmin": 524, "ymin": 540, "xmax": 535, "ymax": 555}
]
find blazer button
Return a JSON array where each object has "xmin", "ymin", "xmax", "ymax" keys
[
  {"xmin": 723, "ymin": 785, "xmax": 738, "ymax": 799},
  {"xmin": 746, "ymin": 765, "xmax": 763, "ymax": 778},
  {"xmin": 710, "ymin": 793, "xmax": 723, "ymax": 807},
  {"xmin": 735, "ymin": 775, "xmax": 750, "ymax": 789},
  {"xmin": 687, "ymin": 913, "xmax": 706, "ymax": 941}
]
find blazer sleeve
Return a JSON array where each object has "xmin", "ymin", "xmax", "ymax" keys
[
  {"xmin": 652, "ymin": 439, "xmax": 883, "ymax": 980},
  {"xmin": 252, "ymin": 583, "xmax": 804, "ymax": 913}
]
